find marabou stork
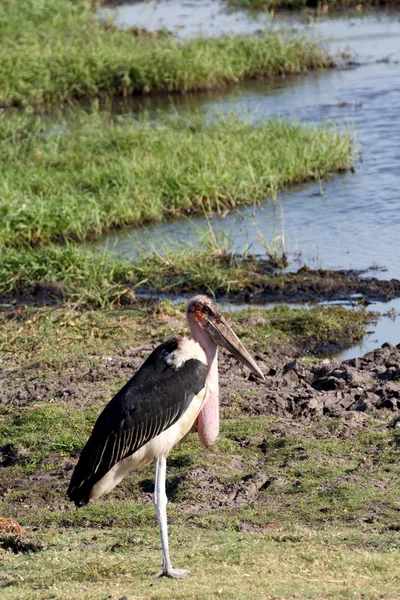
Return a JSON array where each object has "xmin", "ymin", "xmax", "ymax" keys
[{"xmin": 67, "ymin": 295, "xmax": 264, "ymax": 578}]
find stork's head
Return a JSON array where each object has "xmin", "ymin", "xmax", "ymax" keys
[{"xmin": 187, "ymin": 295, "xmax": 264, "ymax": 380}]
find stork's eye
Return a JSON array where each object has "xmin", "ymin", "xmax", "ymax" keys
[{"xmin": 203, "ymin": 305, "xmax": 211, "ymax": 315}]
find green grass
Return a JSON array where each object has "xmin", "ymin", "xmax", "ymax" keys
[
  {"xmin": 0, "ymin": 0, "xmax": 334, "ymax": 108},
  {"xmin": 1, "ymin": 524, "xmax": 400, "ymax": 599},
  {"xmin": 0, "ymin": 243, "xmax": 133, "ymax": 306},
  {"xmin": 0, "ymin": 524, "xmax": 399, "ymax": 599},
  {"xmin": 0, "ymin": 302, "xmax": 371, "ymax": 368},
  {"xmin": 0, "ymin": 405, "xmax": 97, "ymax": 471},
  {"xmin": 1, "ymin": 407, "xmax": 399, "ymax": 598},
  {"xmin": 0, "ymin": 301, "xmax": 396, "ymax": 599},
  {"xmin": 0, "ymin": 107, "xmax": 354, "ymax": 301},
  {"xmin": 238, "ymin": 303, "xmax": 373, "ymax": 350},
  {"xmin": 0, "ymin": 109, "xmax": 352, "ymax": 249}
]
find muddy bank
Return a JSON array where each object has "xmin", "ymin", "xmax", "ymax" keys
[
  {"xmin": 2, "ymin": 340, "xmax": 400, "ymax": 444},
  {"xmin": 1, "ymin": 329, "xmax": 399, "ymax": 419},
  {"xmin": 235, "ymin": 342, "xmax": 400, "ymax": 419},
  {"xmin": 229, "ymin": 265, "xmax": 400, "ymax": 304},
  {"xmin": 136, "ymin": 264, "xmax": 400, "ymax": 304},
  {"xmin": 0, "ymin": 305, "xmax": 372, "ymax": 409},
  {"xmin": 1, "ymin": 266, "xmax": 400, "ymax": 308}
]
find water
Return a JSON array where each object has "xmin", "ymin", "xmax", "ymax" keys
[
  {"xmin": 100, "ymin": 59, "xmax": 400, "ymax": 278},
  {"xmin": 337, "ymin": 298, "xmax": 400, "ymax": 361},
  {"xmin": 97, "ymin": 5, "xmax": 400, "ymax": 354},
  {"xmin": 101, "ymin": 0, "xmax": 271, "ymax": 37}
]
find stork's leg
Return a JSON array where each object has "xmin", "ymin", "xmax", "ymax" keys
[{"xmin": 153, "ymin": 456, "xmax": 189, "ymax": 579}]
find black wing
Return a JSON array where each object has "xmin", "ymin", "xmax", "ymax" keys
[{"xmin": 67, "ymin": 339, "xmax": 207, "ymax": 506}]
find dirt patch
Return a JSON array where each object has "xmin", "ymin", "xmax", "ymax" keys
[
  {"xmin": 181, "ymin": 468, "xmax": 273, "ymax": 513},
  {"xmin": 235, "ymin": 266, "xmax": 400, "ymax": 303},
  {"xmin": 0, "ymin": 344, "xmax": 155, "ymax": 407},
  {"xmin": 232, "ymin": 342, "xmax": 400, "ymax": 419}
]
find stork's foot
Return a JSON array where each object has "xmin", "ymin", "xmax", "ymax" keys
[{"xmin": 155, "ymin": 567, "xmax": 190, "ymax": 579}]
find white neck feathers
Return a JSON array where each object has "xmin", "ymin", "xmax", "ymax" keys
[{"xmin": 164, "ymin": 337, "xmax": 207, "ymax": 369}]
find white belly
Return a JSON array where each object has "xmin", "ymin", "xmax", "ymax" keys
[{"xmin": 89, "ymin": 386, "xmax": 208, "ymax": 501}]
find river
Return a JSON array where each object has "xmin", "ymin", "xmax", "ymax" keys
[{"xmin": 97, "ymin": 3, "xmax": 400, "ymax": 357}]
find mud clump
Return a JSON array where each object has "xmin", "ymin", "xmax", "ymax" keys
[
  {"xmin": 0, "ymin": 518, "xmax": 43, "ymax": 554},
  {"xmin": 182, "ymin": 467, "xmax": 272, "ymax": 513},
  {"xmin": 238, "ymin": 343, "xmax": 400, "ymax": 419}
]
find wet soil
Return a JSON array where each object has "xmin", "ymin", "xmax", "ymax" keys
[
  {"xmin": 1, "ymin": 266, "xmax": 400, "ymax": 308},
  {"xmin": 235, "ymin": 266, "xmax": 400, "ymax": 304},
  {"xmin": 235, "ymin": 342, "xmax": 400, "ymax": 419},
  {"xmin": 0, "ymin": 283, "xmax": 66, "ymax": 309},
  {"xmin": 138, "ymin": 265, "xmax": 400, "ymax": 303}
]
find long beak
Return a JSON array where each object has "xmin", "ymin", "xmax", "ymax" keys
[{"xmin": 205, "ymin": 315, "xmax": 265, "ymax": 380}]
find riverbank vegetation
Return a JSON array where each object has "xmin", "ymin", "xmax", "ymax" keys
[
  {"xmin": 1, "ymin": 3, "xmax": 399, "ymax": 600},
  {"xmin": 0, "ymin": 108, "xmax": 354, "ymax": 301},
  {"xmin": 0, "ymin": 1, "xmax": 354, "ymax": 303},
  {"xmin": 0, "ymin": 0, "xmax": 334, "ymax": 108},
  {"xmin": 0, "ymin": 110, "xmax": 352, "ymax": 248}
]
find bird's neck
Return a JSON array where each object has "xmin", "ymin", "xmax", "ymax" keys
[
  {"xmin": 199, "ymin": 346, "xmax": 219, "ymax": 447},
  {"xmin": 188, "ymin": 322, "xmax": 220, "ymax": 447}
]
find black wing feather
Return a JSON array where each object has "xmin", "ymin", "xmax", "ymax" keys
[{"xmin": 68, "ymin": 340, "xmax": 207, "ymax": 505}]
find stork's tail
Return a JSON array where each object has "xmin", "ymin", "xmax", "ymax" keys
[{"xmin": 67, "ymin": 478, "xmax": 90, "ymax": 508}]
